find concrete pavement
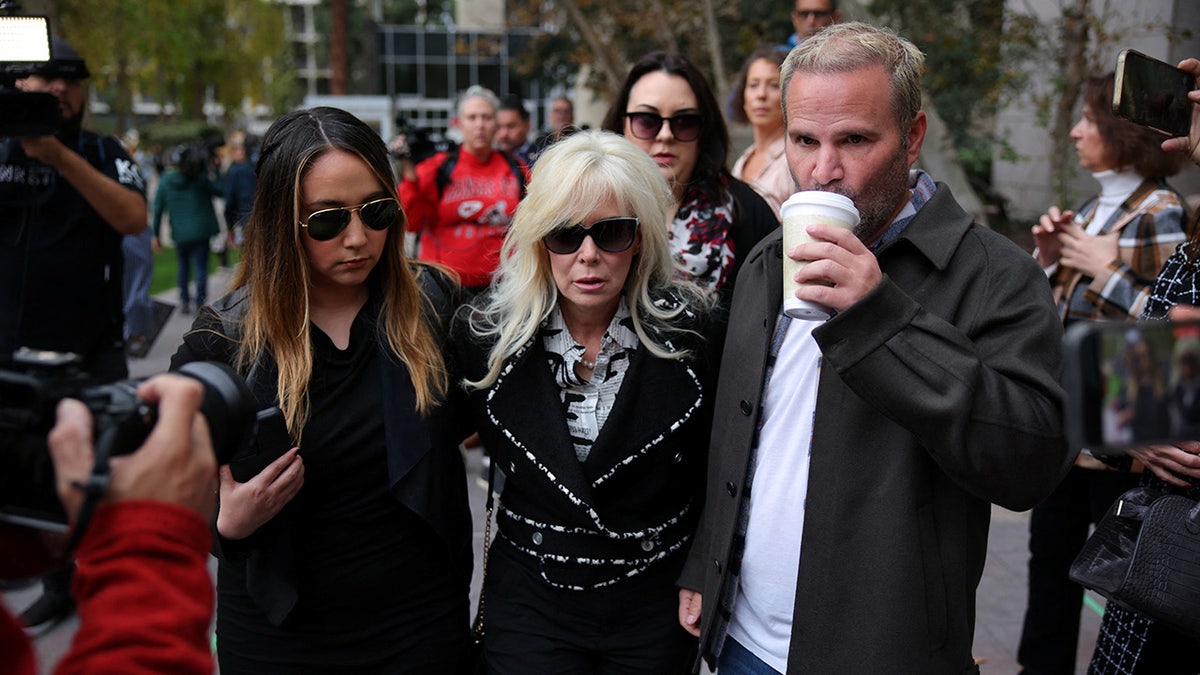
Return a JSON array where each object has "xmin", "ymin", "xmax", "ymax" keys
[{"xmin": 3, "ymin": 265, "xmax": 1103, "ymax": 673}]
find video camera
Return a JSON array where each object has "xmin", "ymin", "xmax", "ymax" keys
[
  {"xmin": 0, "ymin": 8, "xmax": 61, "ymax": 137},
  {"xmin": 0, "ymin": 349, "xmax": 258, "ymax": 531},
  {"xmin": 392, "ymin": 114, "xmax": 456, "ymax": 164}
]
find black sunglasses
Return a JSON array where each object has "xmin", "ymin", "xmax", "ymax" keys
[
  {"xmin": 543, "ymin": 217, "xmax": 640, "ymax": 255},
  {"xmin": 625, "ymin": 111, "xmax": 703, "ymax": 142},
  {"xmin": 300, "ymin": 198, "xmax": 399, "ymax": 241}
]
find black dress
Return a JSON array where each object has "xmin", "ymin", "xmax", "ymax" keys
[{"xmin": 174, "ymin": 299, "xmax": 468, "ymax": 674}]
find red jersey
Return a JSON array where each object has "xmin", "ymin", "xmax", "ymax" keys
[{"xmin": 399, "ymin": 148, "xmax": 527, "ymax": 288}]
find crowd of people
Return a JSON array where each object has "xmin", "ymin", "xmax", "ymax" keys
[{"xmin": 4, "ymin": 7, "xmax": 1200, "ymax": 675}]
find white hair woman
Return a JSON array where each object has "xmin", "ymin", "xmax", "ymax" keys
[{"xmin": 452, "ymin": 129, "xmax": 717, "ymax": 674}]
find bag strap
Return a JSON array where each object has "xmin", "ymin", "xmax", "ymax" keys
[{"xmin": 472, "ymin": 456, "xmax": 496, "ymax": 640}]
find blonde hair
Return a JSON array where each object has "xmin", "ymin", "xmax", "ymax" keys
[
  {"xmin": 224, "ymin": 107, "xmax": 449, "ymax": 439},
  {"xmin": 463, "ymin": 129, "xmax": 711, "ymax": 389}
]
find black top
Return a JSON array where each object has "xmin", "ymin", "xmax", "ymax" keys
[
  {"xmin": 0, "ymin": 131, "xmax": 145, "ymax": 379},
  {"xmin": 173, "ymin": 295, "xmax": 469, "ymax": 672}
]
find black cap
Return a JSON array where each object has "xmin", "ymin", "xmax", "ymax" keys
[{"xmin": 30, "ymin": 38, "xmax": 91, "ymax": 81}]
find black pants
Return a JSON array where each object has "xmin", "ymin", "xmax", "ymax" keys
[
  {"xmin": 1017, "ymin": 465, "xmax": 1140, "ymax": 675},
  {"xmin": 483, "ymin": 542, "xmax": 696, "ymax": 675}
]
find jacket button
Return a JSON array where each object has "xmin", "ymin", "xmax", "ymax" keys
[
  {"xmin": 714, "ymin": 559, "xmax": 722, "ymax": 573},
  {"xmin": 641, "ymin": 539, "xmax": 655, "ymax": 552},
  {"xmin": 726, "ymin": 481, "xmax": 737, "ymax": 497},
  {"xmin": 739, "ymin": 400, "xmax": 753, "ymax": 415},
  {"xmin": 531, "ymin": 531, "xmax": 543, "ymax": 546}
]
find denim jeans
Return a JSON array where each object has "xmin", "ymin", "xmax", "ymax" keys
[
  {"xmin": 175, "ymin": 240, "xmax": 210, "ymax": 307},
  {"xmin": 717, "ymin": 638, "xmax": 780, "ymax": 674}
]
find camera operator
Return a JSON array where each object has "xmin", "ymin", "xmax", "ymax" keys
[
  {"xmin": 0, "ymin": 37, "xmax": 148, "ymax": 632},
  {"xmin": 1, "ymin": 374, "xmax": 218, "ymax": 675}
]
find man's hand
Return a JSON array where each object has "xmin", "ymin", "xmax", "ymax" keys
[
  {"xmin": 17, "ymin": 135, "xmax": 70, "ymax": 169},
  {"xmin": 1055, "ymin": 222, "xmax": 1119, "ymax": 278},
  {"xmin": 678, "ymin": 588, "xmax": 703, "ymax": 638},
  {"xmin": 47, "ymin": 374, "xmax": 219, "ymax": 523},
  {"xmin": 789, "ymin": 222, "xmax": 883, "ymax": 314}
]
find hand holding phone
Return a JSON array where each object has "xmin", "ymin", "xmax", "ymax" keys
[
  {"xmin": 1157, "ymin": 57, "xmax": 1200, "ymax": 163},
  {"xmin": 1113, "ymin": 49, "xmax": 1195, "ymax": 138},
  {"xmin": 229, "ymin": 407, "xmax": 295, "ymax": 483}
]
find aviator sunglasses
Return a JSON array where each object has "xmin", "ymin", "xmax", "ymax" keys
[
  {"xmin": 625, "ymin": 111, "xmax": 703, "ymax": 142},
  {"xmin": 300, "ymin": 197, "xmax": 400, "ymax": 241},
  {"xmin": 543, "ymin": 217, "xmax": 640, "ymax": 255}
]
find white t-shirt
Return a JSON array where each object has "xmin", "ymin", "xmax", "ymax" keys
[{"xmin": 727, "ymin": 316, "xmax": 822, "ymax": 672}]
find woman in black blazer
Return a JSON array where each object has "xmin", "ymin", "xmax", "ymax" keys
[
  {"xmin": 171, "ymin": 107, "xmax": 472, "ymax": 674},
  {"xmin": 453, "ymin": 129, "xmax": 718, "ymax": 674}
]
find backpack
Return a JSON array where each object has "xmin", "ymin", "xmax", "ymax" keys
[{"xmin": 434, "ymin": 149, "xmax": 527, "ymax": 200}]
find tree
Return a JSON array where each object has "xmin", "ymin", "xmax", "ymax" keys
[{"xmin": 52, "ymin": 0, "xmax": 291, "ymax": 132}]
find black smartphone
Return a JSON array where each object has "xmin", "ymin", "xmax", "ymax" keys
[
  {"xmin": 1064, "ymin": 319, "xmax": 1200, "ymax": 454},
  {"xmin": 1112, "ymin": 49, "xmax": 1195, "ymax": 137},
  {"xmin": 229, "ymin": 407, "xmax": 295, "ymax": 483}
]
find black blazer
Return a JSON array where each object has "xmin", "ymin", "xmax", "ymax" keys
[
  {"xmin": 172, "ymin": 267, "xmax": 472, "ymax": 625},
  {"xmin": 452, "ymin": 296, "xmax": 716, "ymax": 590}
]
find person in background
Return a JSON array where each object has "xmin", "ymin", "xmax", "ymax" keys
[
  {"xmin": 2, "ymin": 37, "xmax": 148, "ymax": 636},
  {"xmin": 453, "ymin": 129, "xmax": 717, "ymax": 674},
  {"xmin": 729, "ymin": 46, "xmax": 793, "ymax": 216},
  {"xmin": 152, "ymin": 144, "xmax": 222, "ymax": 315},
  {"xmin": 785, "ymin": 0, "xmax": 840, "ymax": 48},
  {"xmin": 677, "ymin": 23, "xmax": 1071, "ymax": 673},
  {"xmin": 1086, "ymin": 55, "xmax": 1200, "ymax": 675},
  {"xmin": 601, "ymin": 51, "xmax": 777, "ymax": 308},
  {"xmin": 496, "ymin": 93, "xmax": 535, "ymax": 167},
  {"xmin": 398, "ymin": 85, "xmax": 529, "ymax": 293},
  {"xmin": 532, "ymin": 95, "xmax": 577, "ymax": 157},
  {"xmin": 171, "ymin": 107, "xmax": 472, "ymax": 674},
  {"xmin": 223, "ymin": 132, "xmax": 257, "ymax": 253},
  {"xmin": 1017, "ymin": 71, "xmax": 1188, "ymax": 675},
  {"xmin": 1, "ymin": 374, "xmax": 219, "ymax": 675},
  {"xmin": 118, "ymin": 129, "xmax": 156, "ymax": 358}
]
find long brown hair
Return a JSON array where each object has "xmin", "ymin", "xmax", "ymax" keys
[{"xmin": 229, "ymin": 107, "xmax": 449, "ymax": 438}]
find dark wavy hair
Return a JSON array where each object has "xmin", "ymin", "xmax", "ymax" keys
[
  {"xmin": 728, "ymin": 46, "xmax": 790, "ymax": 125},
  {"xmin": 1084, "ymin": 73, "xmax": 1186, "ymax": 179},
  {"xmin": 601, "ymin": 51, "xmax": 732, "ymax": 201}
]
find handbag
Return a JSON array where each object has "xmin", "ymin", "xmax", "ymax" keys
[
  {"xmin": 461, "ymin": 457, "xmax": 496, "ymax": 675},
  {"xmin": 1068, "ymin": 485, "xmax": 1200, "ymax": 638}
]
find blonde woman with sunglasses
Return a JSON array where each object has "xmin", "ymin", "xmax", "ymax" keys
[
  {"xmin": 171, "ymin": 107, "xmax": 473, "ymax": 673},
  {"xmin": 453, "ymin": 130, "xmax": 718, "ymax": 674}
]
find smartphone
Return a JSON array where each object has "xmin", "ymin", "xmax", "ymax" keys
[
  {"xmin": 1112, "ymin": 49, "xmax": 1195, "ymax": 137},
  {"xmin": 1064, "ymin": 319, "xmax": 1200, "ymax": 454},
  {"xmin": 229, "ymin": 407, "xmax": 294, "ymax": 483}
]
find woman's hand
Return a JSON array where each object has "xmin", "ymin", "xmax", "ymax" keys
[
  {"xmin": 1126, "ymin": 442, "xmax": 1200, "ymax": 488},
  {"xmin": 1032, "ymin": 206, "xmax": 1073, "ymax": 268},
  {"xmin": 678, "ymin": 588, "xmax": 703, "ymax": 638},
  {"xmin": 1055, "ymin": 221, "xmax": 1119, "ymax": 278},
  {"xmin": 215, "ymin": 448, "xmax": 304, "ymax": 540},
  {"xmin": 1161, "ymin": 58, "xmax": 1200, "ymax": 164}
]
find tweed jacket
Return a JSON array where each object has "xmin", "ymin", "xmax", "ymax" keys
[
  {"xmin": 678, "ymin": 183, "xmax": 1075, "ymax": 674},
  {"xmin": 1046, "ymin": 177, "xmax": 1187, "ymax": 323},
  {"xmin": 453, "ymin": 296, "xmax": 715, "ymax": 591}
]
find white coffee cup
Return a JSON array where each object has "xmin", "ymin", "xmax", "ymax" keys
[{"xmin": 780, "ymin": 191, "xmax": 861, "ymax": 320}]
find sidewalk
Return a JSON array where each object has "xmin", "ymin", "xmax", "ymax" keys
[{"xmin": 4, "ymin": 264, "xmax": 1103, "ymax": 673}]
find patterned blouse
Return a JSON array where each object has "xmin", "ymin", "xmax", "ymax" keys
[{"xmin": 541, "ymin": 301, "xmax": 640, "ymax": 462}]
